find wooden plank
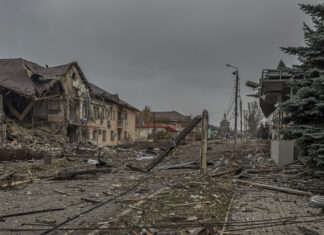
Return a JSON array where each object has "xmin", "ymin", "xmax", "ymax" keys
[
  {"xmin": 233, "ymin": 179, "xmax": 312, "ymax": 196},
  {"xmin": 200, "ymin": 110, "xmax": 208, "ymax": 174},
  {"xmin": 4, "ymin": 100, "xmax": 35, "ymax": 121}
]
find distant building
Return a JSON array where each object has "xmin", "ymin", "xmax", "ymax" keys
[
  {"xmin": 219, "ymin": 113, "xmax": 230, "ymax": 137},
  {"xmin": 154, "ymin": 111, "xmax": 191, "ymax": 127},
  {"xmin": 193, "ymin": 124, "xmax": 218, "ymax": 140},
  {"xmin": 136, "ymin": 123, "xmax": 180, "ymax": 141}
]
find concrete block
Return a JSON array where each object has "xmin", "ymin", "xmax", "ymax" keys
[{"xmin": 271, "ymin": 140, "xmax": 295, "ymax": 166}]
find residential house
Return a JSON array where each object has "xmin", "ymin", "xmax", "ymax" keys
[
  {"xmin": 0, "ymin": 58, "xmax": 138, "ymax": 146},
  {"xmin": 136, "ymin": 123, "xmax": 180, "ymax": 141},
  {"xmin": 192, "ymin": 124, "xmax": 218, "ymax": 140}
]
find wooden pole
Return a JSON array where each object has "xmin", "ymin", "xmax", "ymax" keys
[
  {"xmin": 200, "ymin": 110, "xmax": 208, "ymax": 174},
  {"xmin": 141, "ymin": 115, "xmax": 202, "ymax": 172},
  {"xmin": 153, "ymin": 112, "xmax": 156, "ymax": 142},
  {"xmin": 240, "ymin": 98, "xmax": 243, "ymax": 144},
  {"xmin": 233, "ymin": 179, "xmax": 312, "ymax": 196},
  {"xmin": 243, "ymin": 109, "xmax": 246, "ymax": 142},
  {"xmin": 234, "ymin": 69, "xmax": 239, "ymax": 152}
]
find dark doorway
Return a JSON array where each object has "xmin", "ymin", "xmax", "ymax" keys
[{"xmin": 67, "ymin": 125, "xmax": 78, "ymax": 143}]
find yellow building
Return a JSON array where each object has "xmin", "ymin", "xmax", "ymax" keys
[{"xmin": 0, "ymin": 58, "xmax": 138, "ymax": 147}]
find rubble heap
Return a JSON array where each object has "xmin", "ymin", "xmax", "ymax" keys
[{"xmin": 4, "ymin": 118, "xmax": 69, "ymax": 155}]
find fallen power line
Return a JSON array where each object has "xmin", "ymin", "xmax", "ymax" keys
[
  {"xmin": 40, "ymin": 176, "xmax": 151, "ymax": 235},
  {"xmin": 1, "ymin": 216, "xmax": 324, "ymax": 232}
]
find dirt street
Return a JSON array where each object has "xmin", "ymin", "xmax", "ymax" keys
[{"xmin": 0, "ymin": 140, "xmax": 323, "ymax": 235}]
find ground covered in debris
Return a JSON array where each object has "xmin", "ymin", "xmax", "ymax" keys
[
  {"xmin": 0, "ymin": 139, "xmax": 323, "ymax": 234},
  {"xmin": 226, "ymin": 157, "xmax": 324, "ymax": 234}
]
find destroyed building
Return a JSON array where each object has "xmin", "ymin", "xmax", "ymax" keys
[
  {"xmin": 246, "ymin": 60, "xmax": 303, "ymax": 165},
  {"xmin": 0, "ymin": 58, "xmax": 138, "ymax": 146}
]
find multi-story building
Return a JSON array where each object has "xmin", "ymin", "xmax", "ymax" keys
[
  {"xmin": 246, "ymin": 60, "xmax": 301, "ymax": 165},
  {"xmin": 0, "ymin": 58, "xmax": 138, "ymax": 146}
]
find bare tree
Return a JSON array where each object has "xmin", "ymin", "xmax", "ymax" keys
[
  {"xmin": 142, "ymin": 105, "xmax": 152, "ymax": 123},
  {"xmin": 245, "ymin": 101, "xmax": 263, "ymax": 137}
]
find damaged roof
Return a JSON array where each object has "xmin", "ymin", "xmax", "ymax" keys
[
  {"xmin": 0, "ymin": 58, "xmax": 138, "ymax": 111},
  {"xmin": 24, "ymin": 60, "xmax": 74, "ymax": 78},
  {"xmin": 0, "ymin": 58, "xmax": 37, "ymax": 96},
  {"xmin": 89, "ymin": 82, "xmax": 138, "ymax": 111},
  {"xmin": 0, "ymin": 58, "xmax": 77, "ymax": 97}
]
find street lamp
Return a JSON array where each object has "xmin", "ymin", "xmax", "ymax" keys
[{"xmin": 226, "ymin": 64, "xmax": 239, "ymax": 152}]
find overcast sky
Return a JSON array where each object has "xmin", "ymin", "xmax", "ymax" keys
[{"xmin": 0, "ymin": 0, "xmax": 321, "ymax": 125}]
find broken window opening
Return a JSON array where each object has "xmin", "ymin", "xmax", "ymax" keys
[
  {"xmin": 93, "ymin": 130, "xmax": 98, "ymax": 141},
  {"xmin": 117, "ymin": 128, "xmax": 122, "ymax": 141},
  {"xmin": 103, "ymin": 130, "xmax": 106, "ymax": 142},
  {"xmin": 67, "ymin": 125, "xmax": 78, "ymax": 143},
  {"xmin": 110, "ymin": 130, "xmax": 114, "ymax": 141}
]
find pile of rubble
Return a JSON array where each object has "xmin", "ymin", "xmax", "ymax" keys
[{"xmin": 1, "ymin": 118, "xmax": 69, "ymax": 158}]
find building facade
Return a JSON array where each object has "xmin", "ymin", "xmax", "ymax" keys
[{"xmin": 0, "ymin": 58, "xmax": 138, "ymax": 146}]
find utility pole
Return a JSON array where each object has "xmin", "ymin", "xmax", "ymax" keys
[
  {"xmin": 226, "ymin": 64, "xmax": 239, "ymax": 152},
  {"xmin": 234, "ymin": 69, "xmax": 239, "ymax": 150},
  {"xmin": 243, "ymin": 109, "xmax": 246, "ymax": 141},
  {"xmin": 153, "ymin": 112, "xmax": 156, "ymax": 142},
  {"xmin": 200, "ymin": 110, "xmax": 208, "ymax": 174},
  {"xmin": 240, "ymin": 98, "xmax": 243, "ymax": 144}
]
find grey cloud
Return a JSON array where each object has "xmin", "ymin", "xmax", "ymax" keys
[{"xmin": 0, "ymin": 0, "xmax": 322, "ymax": 123}]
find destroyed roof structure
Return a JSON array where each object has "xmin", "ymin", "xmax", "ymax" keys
[
  {"xmin": 0, "ymin": 58, "xmax": 38, "ymax": 97},
  {"xmin": 0, "ymin": 58, "xmax": 138, "ymax": 146},
  {"xmin": 245, "ymin": 60, "xmax": 301, "ymax": 118}
]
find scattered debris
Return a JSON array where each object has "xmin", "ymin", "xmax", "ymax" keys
[
  {"xmin": 81, "ymin": 198, "xmax": 101, "ymax": 204},
  {"xmin": 0, "ymin": 208, "xmax": 64, "ymax": 220},
  {"xmin": 115, "ymin": 195, "xmax": 168, "ymax": 203},
  {"xmin": 297, "ymin": 226, "xmax": 320, "ymax": 235},
  {"xmin": 233, "ymin": 179, "xmax": 313, "ymax": 196},
  {"xmin": 158, "ymin": 162, "xmax": 199, "ymax": 170},
  {"xmin": 43, "ymin": 167, "xmax": 112, "ymax": 180},
  {"xmin": 309, "ymin": 195, "xmax": 324, "ymax": 208},
  {"xmin": 53, "ymin": 190, "xmax": 71, "ymax": 196}
]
